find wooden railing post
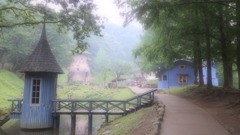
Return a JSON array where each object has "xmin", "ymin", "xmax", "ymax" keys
[
  {"xmin": 71, "ymin": 101, "xmax": 75, "ymax": 112},
  {"xmin": 89, "ymin": 101, "xmax": 92, "ymax": 112},
  {"xmin": 58, "ymin": 101, "xmax": 61, "ymax": 111},
  {"xmin": 11, "ymin": 101, "xmax": 14, "ymax": 112},
  {"xmin": 88, "ymin": 114, "xmax": 93, "ymax": 135},
  {"xmin": 71, "ymin": 114, "xmax": 76, "ymax": 135},
  {"xmin": 105, "ymin": 101, "xmax": 109, "ymax": 122},
  {"xmin": 123, "ymin": 101, "xmax": 126, "ymax": 115},
  {"xmin": 137, "ymin": 97, "xmax": 139, "ymax": 107},
  {"xmin": 152, "ymin": 91, "xmax": 155, "ymax": 102},
  {"xmin": 18, "ymin": 100, "xmax": 21, "ymax": 112}
]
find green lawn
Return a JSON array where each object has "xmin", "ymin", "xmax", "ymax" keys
[
  {"xmin": 0, "ymin": 70, "xmax": 23, "ymax": 113},
  {"xmin": 97, "ymin": 105, "xmax": 156, "ymax": 135},
  {"xmin": 0, "ymin": 69, "xmax": 136, "ymax": 113},
  {"xmin": 161, "ymin": 85, "xmax": 197, "ymax": 94},
  {"xmin": 57, "ymin": 85, "xmax": 135, "ymax": 100}
]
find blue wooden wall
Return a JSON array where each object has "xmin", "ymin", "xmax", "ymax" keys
[
  {"xmin": 158, "ymin": 64, "xmax": 194, "ymax": 89},
  {"xmin": 20, "ymin": 72, "xmax": 57, "ymax": 129},
  {"xmin": 202, "ymin": 65, "xmax": 219, "ymax": 86},
  {"xmin": 158, "ymin": 63, "xmax": 219, "ymax": 89}
]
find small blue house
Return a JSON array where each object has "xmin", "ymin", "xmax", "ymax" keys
[
  {"xmin": 10, "ymin": 23, "xmax": 63, "ymax": 129},
  {"xmin": 157, "ymin": 60, "xmax": 218, "ymax": 89}
]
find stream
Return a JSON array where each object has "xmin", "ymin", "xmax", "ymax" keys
[{"xmin": 0, "ymin": 115, "xmax": 104, "ymax": 135}]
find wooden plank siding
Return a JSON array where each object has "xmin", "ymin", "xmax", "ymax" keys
[{"xmin": 20, "ymin": 73, "xmax": 57, "ymax": 129}]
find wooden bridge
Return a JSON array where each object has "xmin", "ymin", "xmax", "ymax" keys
[{"xmin": 9, "ymin": 89, "xmax": 157, "ymax": 134}]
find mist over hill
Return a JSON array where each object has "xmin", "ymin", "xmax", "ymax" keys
[{"xmin": 87, "ymin": 23, "xmax": 143, "ymax": 62}]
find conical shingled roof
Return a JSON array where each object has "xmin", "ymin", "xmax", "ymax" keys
[{"xmin": 19, "ymin": 24, "xmax": 63, "ymax": 74}]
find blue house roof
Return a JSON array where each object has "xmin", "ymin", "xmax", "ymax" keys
[{"xmin": 157, "ymin": 60, "xmax": 218, "ymax": 89}]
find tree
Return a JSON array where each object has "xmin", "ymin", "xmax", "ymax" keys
[
  {"xmin": 111, "ymin": 60, "xmax": 132, "ymax": 80},
  {"xmin": 0, "ymin": 24, "xmax": 74, "ymax": 71},
  {"xmin": 117, "ymin": 0, "xmax": 240, "ymax": 89},
  {"xmin": 236, "ymin": 1, "xmax": 240, "ymax": 89},
  {"xmin": 0, "ymin": 0, "xmax": 103, "ymax": 52}
]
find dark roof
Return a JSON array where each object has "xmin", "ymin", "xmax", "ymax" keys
[
  {"xmin": 172, "ymin": 60, "xmax": 192, "ymax": 67},
  {"xmin": 19, "ymin": 24, "xmax": 63, "ymax": 74},
  {"xmin": 156, "ymin": 60, "xmax": 192, "ymax": 77}
]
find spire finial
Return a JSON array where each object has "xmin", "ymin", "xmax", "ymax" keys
[{"xmin": 40, "ymin": 12, "xmax": 47, "ymax": 41}]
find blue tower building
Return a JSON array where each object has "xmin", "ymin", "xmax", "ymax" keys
[{"xmin": 18, "ymin": 24, "xmax": 63, "ymax": 129}]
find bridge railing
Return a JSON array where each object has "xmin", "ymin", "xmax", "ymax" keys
[
  {"xmin": 8, "ymin": 89, "xmax": 157, "ymax": 115},
  {"xmin": 8, "ymin": 99, "xmax": 23, "ymax": 113},
  {"xmin": 127, "ymin": 89, "xmax": 156, "ymax": 108},
  {"xmin": 52, "ymin": 89, "xmax": 157, "ymax": 114}
]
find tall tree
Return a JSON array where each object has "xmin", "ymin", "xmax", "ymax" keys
[
  {"xmin": 203, "ymin": 5, "xmax": 213, "ymax": 87},
  {"xmin": 0, "ymin": 0, "xmax": 103, "ymax": 52},
  {"xmin": 236, "ymin": 1, "xmax": 240, "ymax": 89},
  {"xmin": 117, "ymin": 0, "xmax": 240, "ymax": 88}
]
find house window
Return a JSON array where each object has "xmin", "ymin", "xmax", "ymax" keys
[
  {"xmin": 179, "ymin": 65, "xmax": 185, "ymax": 69},
  {"xmin": 31, "ymin": 78, "xmax": 41, "ymax": 105},
  {"xmin": 178, "ymin": 75, "xmax": 187, "ymax": 84},
  {"xmin": 163, "ymin": 75, "xmax": 167, "ymax": 80}
]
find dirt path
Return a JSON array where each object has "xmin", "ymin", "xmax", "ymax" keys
[
  {"xmin": 156, "ymin": 94, "xmax": 230, "ymax": 135},
  {"xmin": 128, "ymin": 86, "xmax": 153, "ymax": 94},
  {"xmin": 129, "ymin": 87, "xmax": 231, "ymax": 135}
]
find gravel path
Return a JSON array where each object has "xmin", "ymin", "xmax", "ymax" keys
[
  {"xmin": 129, "ymin": 86, "xmax": 230, "ymax": 135},
  {"xmin": 156, "ymin": 94, "xmax": 230, "ymax": 135}
]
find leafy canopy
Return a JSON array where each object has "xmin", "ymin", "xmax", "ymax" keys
[{"xmin": 0, "ymin": 0, "xmax": 103, "ymax": 52}]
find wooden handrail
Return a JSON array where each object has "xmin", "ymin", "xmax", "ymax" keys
[{"xmin": 9, "ymin": 89, "xmax": 158, "ymax": 115}]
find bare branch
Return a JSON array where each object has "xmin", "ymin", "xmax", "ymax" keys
[{"xmin": 0, "ymin": 21, "xmax": 61, "ymax": 28}]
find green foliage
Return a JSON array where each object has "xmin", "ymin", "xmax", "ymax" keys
[
  {"xmin": 57, "ymin": 86, "xmax": 135, "ymax": 100},
  {"xmin": 57, "ymin": 69, "xmax": 69, "ymax": 85},
  {"xmin": 0, "ymin": 70, "xmax": 23, "ymax": 113},
  {"xmin": 118, "ymin": 0, "xmax": 240, "ymax": 88},
  {"xmin": 88, "ymin": 24, "xmax": 142, "ymax": 85},
  {"xmin": 0, "ymin": 24, "xmax": 74, "ymax": 70},
  {"xmin": 161, "ymin": 85, "xmax": 197, "ymax": 95},
  {"xmin": 98, "ymin": 105, "xmax": 156, "ymax": 135},
  {"xmin": 111, "ymin": 60, "xmax": 133, "ymax": 79},
  {"xmin": 145, "ymin": 79, "xmax": 158, "ymax": 85},
  {"xmin": 0, "ymin": 0, "xmax": 103, "ymax": 52}
]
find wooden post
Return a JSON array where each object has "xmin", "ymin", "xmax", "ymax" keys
[
  {"xmin": 137, "ymin": 97, "xmax": 140, "ymax": 108},
  {"xmin": 123, "ymin": 101, "xmax": 126, "ymax": 115},
  {"xmin": 53, "ymin": 127, "xmax": 59, "ymax": 135},
  {"xmin": 88, "ymin": 114, "xmax": 93, "ymax": 135},
  {"xmin": 152, "ymin": 91, "xmax": 155, "ymax": 103},
  {"xmin": 53, "ymin": 114, "xmax": 60, "ymax": 129},
  {"xmin": 71, "ymin": 114, "xmax": 76, "ymax": 135},
  {"xmin": 105, "ymin": 114, "xmax": 109, "ymax": 123},
  {"xmin": 106, "ymin": 102, "xmax": 109, "ymax": 122}
]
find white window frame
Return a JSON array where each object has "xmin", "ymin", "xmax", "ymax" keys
[
  {"xmin": 178, "ymin": 75, "xmax": 187, "ymax": 84},
  {"xmin": 30, "ymin": 78, "xmax": 41, "ymax": 106}
]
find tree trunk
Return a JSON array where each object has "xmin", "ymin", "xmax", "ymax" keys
[
  {"xmin": 219, "ymin": 5, "xmax": 231, "ymax": 89},
  {"xmin": 194, "ymin": 9, "xmax": 204, "ymax": 86},
  {"xmin": 193, "ymin": 53, "xmax": 198, "ymax": 84},
  {"xmin": 193, "ymin": 31, "xmax": 198, "ymax": 84},
  {"xmin": 228, "ymin": 64, "xmax": 233, "ymax": 88},
  {"xmin": 204, "ymin": 11, "xmax": 213, "ymax": 88},
  {"xmin": 236, "ymin": 1, "xmax": 240, "ymax": 89}
]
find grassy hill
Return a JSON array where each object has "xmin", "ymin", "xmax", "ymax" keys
[{"xmin": 0, "ymin": 70, "xmax": 23, "ymax": 113}]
